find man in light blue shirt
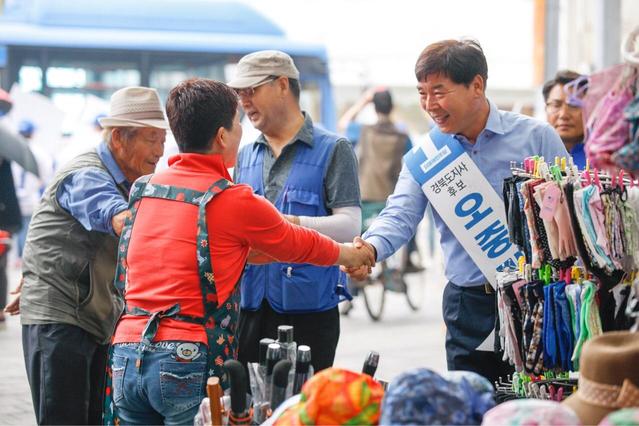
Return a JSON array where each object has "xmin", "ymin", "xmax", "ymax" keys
[{"xmin": 345, "ymin": 39, "xmax": 568, "ymax": 384}]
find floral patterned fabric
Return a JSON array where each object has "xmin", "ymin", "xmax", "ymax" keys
[
  {"xmin": 481, "ymin": 399, "xmax": 582, "ymax": 426},
  {"xmin": 599, "ymin": 408, "xmax": 639, "ymax": 426},
  {"xmin": 275, "ymin": 368, "xmax": 384, "ymax": 426},
  {"xmin": 442, "ymin": 370, "xmax": 495, "ymax": 395},
  {"xmin": 381, "ymin": 368, "xmax": 495, "ymax": 425}
]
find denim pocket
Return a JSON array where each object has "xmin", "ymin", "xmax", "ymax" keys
[
  {"xmin": 159, "ymin": 360, "xmax": 206, "ymax": 412},
  {"xmin": 112, "ymin": 355, "xmax": 127, "ymax": 404}
]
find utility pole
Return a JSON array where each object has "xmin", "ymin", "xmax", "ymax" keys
[
  {"xmin": 533, "ymin": 0, "xmax": 560, "ymax": 86},
  {"xmin": 594, "ymin": 0, "xmax": 621, "ymax": 69}
]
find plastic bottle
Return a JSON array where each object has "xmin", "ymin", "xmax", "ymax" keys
[
  {"xmin": 292, "ymin": 345, "xmax": 312, "ymax": 394},
  {"xmin": 276, "ymin": 325, "xmax": 297, "ymax": 364},
  {"xmin": 258, "ymin": 338, "xmax": 275, "ymax": 368},
  {"xmin": 362, "ymin": 350, "xmax": 380, "ymax": 377}
]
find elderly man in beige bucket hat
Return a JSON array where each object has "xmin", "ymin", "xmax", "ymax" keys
[{"xmin": 4, "ymin": 86, "xmax": 169, "ymax": 425}]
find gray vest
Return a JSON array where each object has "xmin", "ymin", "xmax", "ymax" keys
[{"xmin": 20, "ymin": 150, "xmax": 127, "ymax": 343}]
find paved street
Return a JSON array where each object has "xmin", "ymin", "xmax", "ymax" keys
[
  {"xmin": 0, "ymin": 237, "xmax": 447, "ymax": 424},
  {"xmin": 0, "ymin": 314, "xmax": 35, "ymax": 425},
  {"xmin": 334, "ymin": 266, "xmax": 447, "ymax": 381}
]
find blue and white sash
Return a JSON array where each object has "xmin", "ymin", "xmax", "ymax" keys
[
  {"xmin": 404, "ymin": 128, "xmax": 523, "ymax": 290},
  {"xmin": 405, "ymin": 128, "xmax": 523, "ymax": 351}
]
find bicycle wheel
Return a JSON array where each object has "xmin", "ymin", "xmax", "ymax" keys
[
  {"xmin": 394, "ymin": 245, "xmax": 425, "ymax": 311},
  {"xmin": 361, "ymin": 264, "xmax": 386, "ymax": 321},
  {"xmin": 404, "ymin": 269, "xmax": 426, "ymax": 311}
]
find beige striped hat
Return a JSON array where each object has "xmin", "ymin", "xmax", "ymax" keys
[{"xmin": 99, "ymin": 86, "xmax": 169, "ymax": 129}]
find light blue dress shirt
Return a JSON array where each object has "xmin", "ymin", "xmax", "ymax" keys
[
  {"xmin": 363, "ymin": 100, "xmax": 569, "ymax": 287},
  {"xmin": 57, "ymin": 142, "xmax": 130, "ymax": 236}
]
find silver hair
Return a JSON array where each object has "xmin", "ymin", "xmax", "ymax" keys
[{"xmin": 103, "ymin": 126, "xmax": 140, "ymax": 147}]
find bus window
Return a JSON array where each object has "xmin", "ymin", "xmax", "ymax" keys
[
  {"xmin": 0, "ymin": 1, "xmax": 337, "ymax": 131},
  {"xmin": 42, "ymin": 61, "xmax": 139, "ymax": 133},
  {"xmin": 101, "ymin": 69, "xmax": 141, "ymax": 90},
  {"xmin": 150, "ymin": 59, "xmax": 226, "ymax": 100},
  {"xmin": 18, "ymin": 65, "xmax": 42, "ymax": 92},
  {"xmin": 45, "ymin": 60, "xmax": 141, "ymax": 97},
  {"xmin": 46, "ymin": 67, "xmax": 87, "ymax": 89}
]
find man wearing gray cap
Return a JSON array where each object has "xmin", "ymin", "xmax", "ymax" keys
[
  {"xmin": 4, "ymin": 87, "xmax": 168, "ymax": 425},
  {"xmin": 230, "ymin": 50, "xmax": 361, "ymax": 371}
]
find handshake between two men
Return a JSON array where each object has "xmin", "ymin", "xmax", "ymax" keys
[
  {"xmin": 248, "ymin": 235, "xmax": 376, "ymax": 272},
  {"xmin": 336, "ymin": 236, "xmax": 376, "ymax": 273},
  {"xmin": 279, "ymin": 214, "xmax": 376, "ymax": 273},
  {"xmin": 247, "ymin": 213, "xmax": 377, "ymax": 276},
  {"xmin": 339, "ymin": 236, "xmax": 376, "ymax": 281}
]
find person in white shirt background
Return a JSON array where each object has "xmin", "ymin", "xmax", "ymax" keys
[{"xmin": 11, "ymin": 120, "xmax": 53, "ymax": 267}]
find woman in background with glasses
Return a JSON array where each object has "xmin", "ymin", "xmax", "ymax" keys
[{"xmin": 542, "ymin": 70, "xmax": 588, "ymax": 169}]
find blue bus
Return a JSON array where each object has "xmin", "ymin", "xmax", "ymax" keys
[{"xmin": 0, "ymin": 0, "xmax": 337, "ymax": 130}]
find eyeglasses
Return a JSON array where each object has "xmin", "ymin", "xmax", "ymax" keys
[
  {"xmin": 235, "ymin": 77, "xmax": 277, "ymax": 100},
  {"xmin": 545, "ymin": 100, "xmax": 582, "ymax": 115}
]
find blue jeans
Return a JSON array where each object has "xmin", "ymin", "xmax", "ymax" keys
[{"xmin": 112, "ymin": 341, "xmax": 208, "ymax": 426}]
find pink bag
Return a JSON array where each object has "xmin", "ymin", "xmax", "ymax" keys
[
  {"xmin": 611, "ymin": 94, "xmax": 639, "ymax": 173},
  {"xmin": 581, "ymin": 64, "xmax": 625, "ymax": 125},
  {"xmin": 585, "ymin": 73, "xmax": 633, "ymax": 168}
]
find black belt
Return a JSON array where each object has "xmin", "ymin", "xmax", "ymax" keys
[{"xmin": 450, "ymin": 282, "xmax": 495, "ymax": 295}]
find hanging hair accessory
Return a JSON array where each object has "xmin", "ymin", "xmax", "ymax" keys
[
  {"xmin": 539, "ymin": 162, "xmax": 551, "ymax": 181},
  {"xmin": 518, "ymin": 256, "xmax": 526, "ymax": 276},
  {"xmin": 541, "ymin": 264, "xmax": 552, "ymax": 285},
  {"xmin": 571, "ymin": 266, "xmax": 582, "ymax": 284},
  {"xmin": 550, "ymin": 165, "xmax": 563, "ymax": 183},
  {"xmin": 564, "ymin": 75, "xmax": 589, "ymax": 107},
  {"xmin": 593, "ymin": 168, "xmax": 602, "ymax": 190},
  {"xmin": 524, "ymin": 158, "xmax": 532, "ymax": 174}
]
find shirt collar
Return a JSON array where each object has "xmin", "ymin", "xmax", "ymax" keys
[
  {"xmin": 483, "ymin": 99, "xmax": 505, "ymax": 135},
  {"xmin": 97, "ymin": 142, "xmax": 129, "ymax": 186},
  {"xmin": 254, "ymin": 111, "xmax": 314, "ymax": 150},
  {"xmin": 452, "ymin": 99, "xmax": 504, "ymax": 145},
  {"xmin": 168, "ymin": 152, "xmax": 233, "ymax": 181}
]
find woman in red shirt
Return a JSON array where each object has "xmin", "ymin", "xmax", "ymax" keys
[{"xmin": 108, "ymin": 78, "xmax": 373, "ymax": 425}]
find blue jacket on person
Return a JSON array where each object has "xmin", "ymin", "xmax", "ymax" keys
[{"xmin": 235, "ymin": 125, "xmax": 346, "ymax": 313}]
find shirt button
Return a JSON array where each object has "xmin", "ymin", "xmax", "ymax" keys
[{"xmin": 473, "ymin": 150, "xmax": 478, "ymax": 155}]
